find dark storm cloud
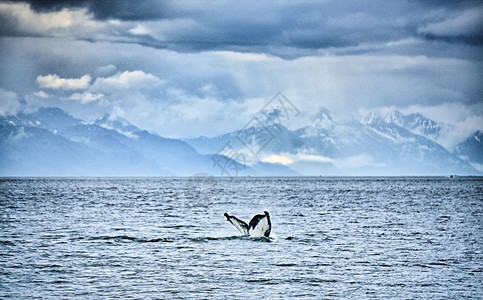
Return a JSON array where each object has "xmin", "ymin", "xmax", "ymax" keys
[
  {"xmin": 0, "ymin": 1, "xmax": 481, "ymax": 140},
  {"xmin": 9, "ymin": 0, "xmax": 174, "ymax": 20},
  {"xmin": 2, "ymin": 0, "xmax": 481, "ymax": 57}
]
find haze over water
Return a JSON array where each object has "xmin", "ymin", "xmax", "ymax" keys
[{"xmin": 1, "ymin": 177, "xmax": 482, "ymax": 298}]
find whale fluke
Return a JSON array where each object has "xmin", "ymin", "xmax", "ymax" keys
[{"xmin": 224, "ymin": 211, "xmax": 271, "ymax": 237}]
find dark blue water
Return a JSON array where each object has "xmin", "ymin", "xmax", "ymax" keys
[{"xmin": 1, "ymin": 177, "xmax": 482, "ymax": 299}]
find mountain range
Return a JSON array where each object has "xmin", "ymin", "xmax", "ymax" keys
[
  {"xmin": 0, "ymin": 107, "xmax": 297, "ymax": 176},
  {"xmin": 0, "ymin": 107, "xmax": 481, "ymax": 176},
  {"xmin": 185, "ymin": 109, "xmax": 481, "ymax": 176}
]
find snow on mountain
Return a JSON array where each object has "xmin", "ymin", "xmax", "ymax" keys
[
  {"xmin": 185, "ymin": 119, "xmax": 303, "ymax": 157},
  {"xmin": 1, "ymin": 107, "xmax": 82, "ymax": 132},
  {"xmin": 301, "ymin": 107, "xmax": 336, "ymax": 136},
  {"xmin": 454, "ymin": 131, "xmax": 483, "ymax": 171},
  {"xmin": 295, "ymin": 110, "xmax": 463, "ymax": 175},
  {"xmin": 0, "ymin": 108, "xmax": 167, "ymax": 176},
  {"xmin": 0, "ymin": 107, "xmax": 295, "ymax": 176},
  {"xmin": 403, "ymin": 113, "xmax": 441, "ymax": 139},
  {"xmin": 296, "ymin": 108, "xmax": 338, "ymax": 156},
  {"xmin": 186, "ymin": 108, "xmax": 478, "ymax": 175},
  {"xmin": 0, "ymin": 106, "xmax": 479, "ymax": 176},
  {"xmin": 362, "ymin": 111, "xmax": 441, "ymax": 140},
  {"xmin": 94, "ymin": 114, "xmax": 141, "ymax": 138},
  {"xmin": 362, "ymin": 111, "xmax": 405, "ymax": 127},
  {"xmin": 362, "ymin": 117, "xmax": 472, "ymax": 175}
]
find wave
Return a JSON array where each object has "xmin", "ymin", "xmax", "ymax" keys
[
  {"xmin": 77, "ymin": 234, "xmax": 274, "ymax": 244},
  {"xmin": 75, "ymin": 235, "xmax": 175, "ymax": 243},
  {"xmin": 190, "ymin": 235, "xmax": 273, "ymax": 243}
]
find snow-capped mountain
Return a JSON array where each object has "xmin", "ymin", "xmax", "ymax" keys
[
  {"xmin": 1, "ymin": 107, "xmax": 83, "ymax": 131},
  {"xmin": 186, "ymin": 108, "xmax": 479, "ymax": 175},
  {"xmin": 94, "ymin": 114, "xmax": 141, "ymax": 138},
  {"xmin": 1, "ymin": 108, "xmax": 165, "ymax": 176},
  {"xmin": 1, "ymin": 106, "xmax": 480, "ymax": 176},
  {"xmin": 301, "ymin": 107, "xmax": 336, "ymax": 136},
  {"xmin": 0, "ymin": 107, "xmax": 296, "ymax": 176},
  {"xmin": 454, "ymin": 131, "xmax": 483, "ymax": 172},
  {"xmin": 361, "ymin": 111, "xmax": 483, "ymax": 171},
  {"xmin": 359, "ymin": 112, "xmax": 470, "ymax": 175},
  {"xmin": 362, "ymin": 111, "xmax": 441, "ymax": 140}
]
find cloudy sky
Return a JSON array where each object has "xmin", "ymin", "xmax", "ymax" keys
[{"xmin": 0, "ymin": 0, "xmax": 482, "ymax": 146}]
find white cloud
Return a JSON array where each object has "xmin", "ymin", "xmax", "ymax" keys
[
  {"xmin": 90, "ymin": 70, "xmax": 164, "ymax": 93},
  {"xmin": 260, "ymin": 154, "xmax": 294, "ymax": 165},
  {"xmin": 260, "ymin": 152, "xmax": 333, "ymax": 166},
  {"xmin": 0, "ymin": 2, "xmax": 101, "ymax": 37},
  {"xmin": 33, "ymin": 91, "xmax": 50, "ymax": 99},
  {"xmin": 260, "ymin": 152, "xmax": 384, "ymax": 170},
  {"xmin": 36, "ymin": 74, "xmax": 92, "ymax": 90},
  {"xmin": 0, "ymin": 88, "xmax": 20, "ymax": 115},
  {"xmin": 69, "ymin": 92, "xmax": 104, "ymax": 104},
  {"xmin": 127, "ymin": 18, "xmax": 203, "ymax": 42},
  {"xmin": 129, "ymin": 24, "xmax": 151, "ymax": 35},
  {"xmin": 216, "ymin": 51, "xmax": 272, "ymax": 62},
  {"xmin": 418, "ymin": 7, "xmax": 483, "ymax": 37},
  {"xmin": 439, "ymin": 116, "xmax": 483, "ymax": 151}
]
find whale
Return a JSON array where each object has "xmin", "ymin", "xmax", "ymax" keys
[{"xmin": 224, "ymin": 211, "xmax": 271, "ymax": 237}]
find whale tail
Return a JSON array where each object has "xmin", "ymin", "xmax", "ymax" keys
[
  {"xmin": 224, "ymin": 213, "xmax": 249, "ymax": 235},
  {"xmin": 224, "ymin": 211, "xmax": 271, "ymax": 237}
]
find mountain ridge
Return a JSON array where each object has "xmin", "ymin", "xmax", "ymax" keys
[
  {"xmin": 186, "ymin": 108, "xmax": 480, "ymax": 176},
  {"xmin": 0, "ymin": 106, "xmax": 480, "ymax": 176},
  {"xmin": 0, "ymin": 108, "xmax": 296, "ymax": 176}
]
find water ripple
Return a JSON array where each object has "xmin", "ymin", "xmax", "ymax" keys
[{"xmin": 1, "ymin": 177, "xmax": 482, "ymax": 299}]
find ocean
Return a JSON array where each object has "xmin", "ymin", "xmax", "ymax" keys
[{"xmin": 1, "ymin": 177, "xmax": 482, "ymax": 299}]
